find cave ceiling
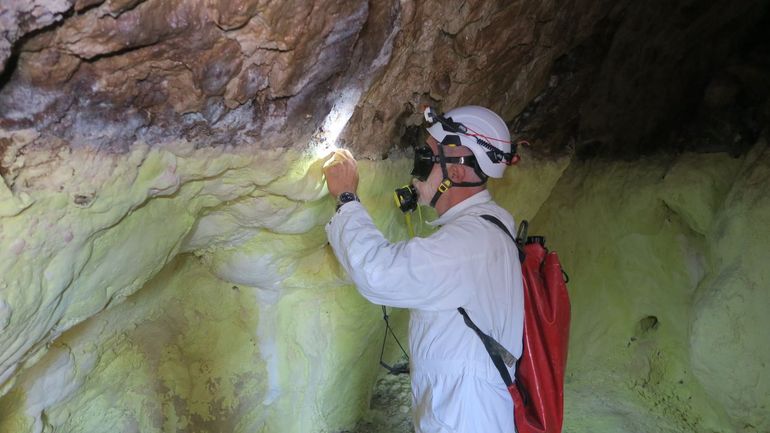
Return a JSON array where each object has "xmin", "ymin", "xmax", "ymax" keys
[{"xmin": 1, "ymin": 0, "xmax": 769, "ymax": 169}]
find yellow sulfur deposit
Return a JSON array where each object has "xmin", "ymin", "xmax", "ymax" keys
[{"xmin": 1, "ymin": 136, "xmax": 769, "ymax": 433}]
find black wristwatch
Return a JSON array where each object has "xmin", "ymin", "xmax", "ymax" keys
[{"xmin": 336, "ymin": 191, "xmax": 360, "ymax": 211}]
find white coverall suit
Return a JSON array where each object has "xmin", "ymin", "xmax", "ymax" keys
[{"xmin": 326, "ymin": 190, "xmax": 524, "ymax": 433}]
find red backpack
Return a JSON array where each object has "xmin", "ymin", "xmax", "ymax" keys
[{"xmin": 459, "ymin": 215, "xmax": 571, "ymax": 433}]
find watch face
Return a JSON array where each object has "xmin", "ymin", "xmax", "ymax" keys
[{"xmin": 340, "ymin": 192, "xmax": 356, "ymax": 203}]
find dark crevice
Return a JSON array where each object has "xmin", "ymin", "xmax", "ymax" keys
[
  {"xmin": 74, "ymin": 40, "xmax": 159, "ymax": 63},
  {"xmin": 73, "ymin": 1, "xmax": 107, "ymax": 15},
  {"xmin": 510, "ymin": 0, "xmax": 770, "ymax": 159},
  {"xmin": 256, "ymin": 46, "xmax": 293, "ymax": 53},
  {"xmin": 5, "ymin": 4, "xmax": 77, "ymax": 52},
  {"xmin": 639, "ymin": 316, "xmax": 659, "ymax": 333},
  {"xmin": 0, "ymin": 5, "xmax": 80, "ymax": 88},
  {"xmin": 0, "ymin": 50, "xmax": 19, "ymax": 90}
]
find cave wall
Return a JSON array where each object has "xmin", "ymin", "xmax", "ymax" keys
[
  {"xmin": 0, "ymin": 150, "xmax": 406, "ymax": 433},
  {"xmin": 1, "ymin": 0, "xmax": 624, "ymax": 401},
  {"xmin": 2, "ymin": 135, "xmax": 768, "ymax": 433},
  {"xmin": 2, "ymin": 0, "xmax": 770, "ymax": 432},
  {"xmin": 533, "ymin": 141, "xmax": 770, "ymax": 432},
  {"xmin": 0, "ymin": 140, "xmax": 569, "ymax": 432}
]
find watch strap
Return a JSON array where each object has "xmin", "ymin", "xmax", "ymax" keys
[{"xmin": 336, "ymin": 192, "xmax": 360, "ymax": 211}]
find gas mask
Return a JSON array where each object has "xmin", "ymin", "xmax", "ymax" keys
[
  {"xmin": 394, "ymin": 143, "xmax": 482, "ymax": 213},
  {"xmin": 395, "ymin": 106, "xmax": 518, "ymax": 212},
  {"xmin": 410, "ymin": 145, "xmax": 439, "ymax": 182},
  {"xmin": 393, "ymin": 144, "xmax": 440, "ymax": 212},
  {"xmin": 394, "ymin": 105, "xmax": 520, "ymax": 214}
]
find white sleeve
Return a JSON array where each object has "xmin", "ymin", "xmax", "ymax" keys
[{"xmin": 325, "ymin": 202, "xmax": 483, "ymax": 310}]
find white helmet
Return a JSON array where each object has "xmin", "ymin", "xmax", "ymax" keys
[{"xmin": 425, "ymin": 105, "xmax": 514, "ymax": 178}]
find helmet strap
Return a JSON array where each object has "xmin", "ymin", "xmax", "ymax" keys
[
  {"xmin": 428, "ymin": 140, "xmax": 487, "ymax": 208},
  {"xmin": 439, "ymin": 134, "xmax": 489, "ymax": 186},
  {"xmin": 429, "ymin": 178, "xmax": 453, "ymax": 207}
]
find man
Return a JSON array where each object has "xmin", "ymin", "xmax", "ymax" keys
[{"xmin": 324, "ymin": 105, "xmax": 524, "ymax": 433}]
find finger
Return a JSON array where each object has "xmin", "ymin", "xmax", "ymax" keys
[
  {"xmin": 321, "ymin": 151, "xmax": 336, "ymax": 163},
  {"xmin": 341, "ymin": 155, "xmax": 355, "ymax": 167},
  {"xmin": 340, "ymin": 149, "xmax": 355, "ymax": 160},
  {"xmin": 332, "ymin": 149, "xmax": 350, "ymax": 164},
  {"xmin": 343, "ymin": 159, "xmax": 358, "ymax": 174},
  {"xmin": 323, "ymin": 151, "xmax": 344, "ymax": 170},
  {"xmin": 322, "ymin": 159, "xmax": 336, "ymax": 171}
]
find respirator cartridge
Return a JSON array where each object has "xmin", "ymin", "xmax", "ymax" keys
[
  {"xmin": 393, "ymin": 185, "xmax": 418, "ymax": 213},
  {"xmin": 392, "ymin": 144, "xmax": 432, "ymax": 214}
]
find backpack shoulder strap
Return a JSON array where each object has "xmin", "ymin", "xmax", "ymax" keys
[
  {"xmin": 480, "ymin": 214, "xmax": 526, "ymax": 263},
  {"xmin": 454, "ymin": 214, "xmax": 526, "ymax": 388},
  {"xmin": 457, "ymin": 307, "xmax": 517, "ymax": 374}
]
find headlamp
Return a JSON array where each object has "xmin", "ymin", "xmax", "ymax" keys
[
  {"xmin": 423, "ymin": 105, "xmax": 467, "ymax": 135},
  {"xmin": 423, "ymin": 106, "xmax": 438, "ymax": 124}
]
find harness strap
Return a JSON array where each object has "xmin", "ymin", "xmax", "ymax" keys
[
  {"xmin": 379, "ymin": 306, "xmax": 410, "ymax": 374},
  {"xmin": 479, "ymin": 214, "xmax": 526, "ymax": 263},
  {"xmin": 457, "ymin": 307, "xmax": 517, "ymax": 373}
]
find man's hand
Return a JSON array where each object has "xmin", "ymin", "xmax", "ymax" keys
[{"xmin": 322, "ymin": 149, "xmax": 359, "ymax": 199}]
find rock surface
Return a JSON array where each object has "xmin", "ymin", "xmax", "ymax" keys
[
  {"xmin": 1, "ymin": 0, "xmax": 770, "ymax": 432},
  {"xmin": 1, "ymin": 0, "xmax": 381, "ymax": 154},
  {"xmin": 3, "ymin": 0, "xmax": 766, "ymax": 161},
  {"xmin": 533, "ymin": 141, "xmax": 770, "ymax": 433}
]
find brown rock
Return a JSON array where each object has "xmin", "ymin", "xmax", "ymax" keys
[{"xmin": 1, "ymin": 0, "xmax": 768, "ymax": 160}]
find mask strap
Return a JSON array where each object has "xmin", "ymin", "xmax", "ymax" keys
[
  {"xmin": 439, "ymin": 134, "xmax": 488, "ymax": 187},
  {"xmin": 429, "ymin": 178, "xmax": 453, "ymax": 207},
  {"xmin": 428, "ymin": 139, "xmax": 490, "ymax": 207},
  {"xmin": 429, "ymin": 144, "xmax": 454, "ymax": 207}
]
